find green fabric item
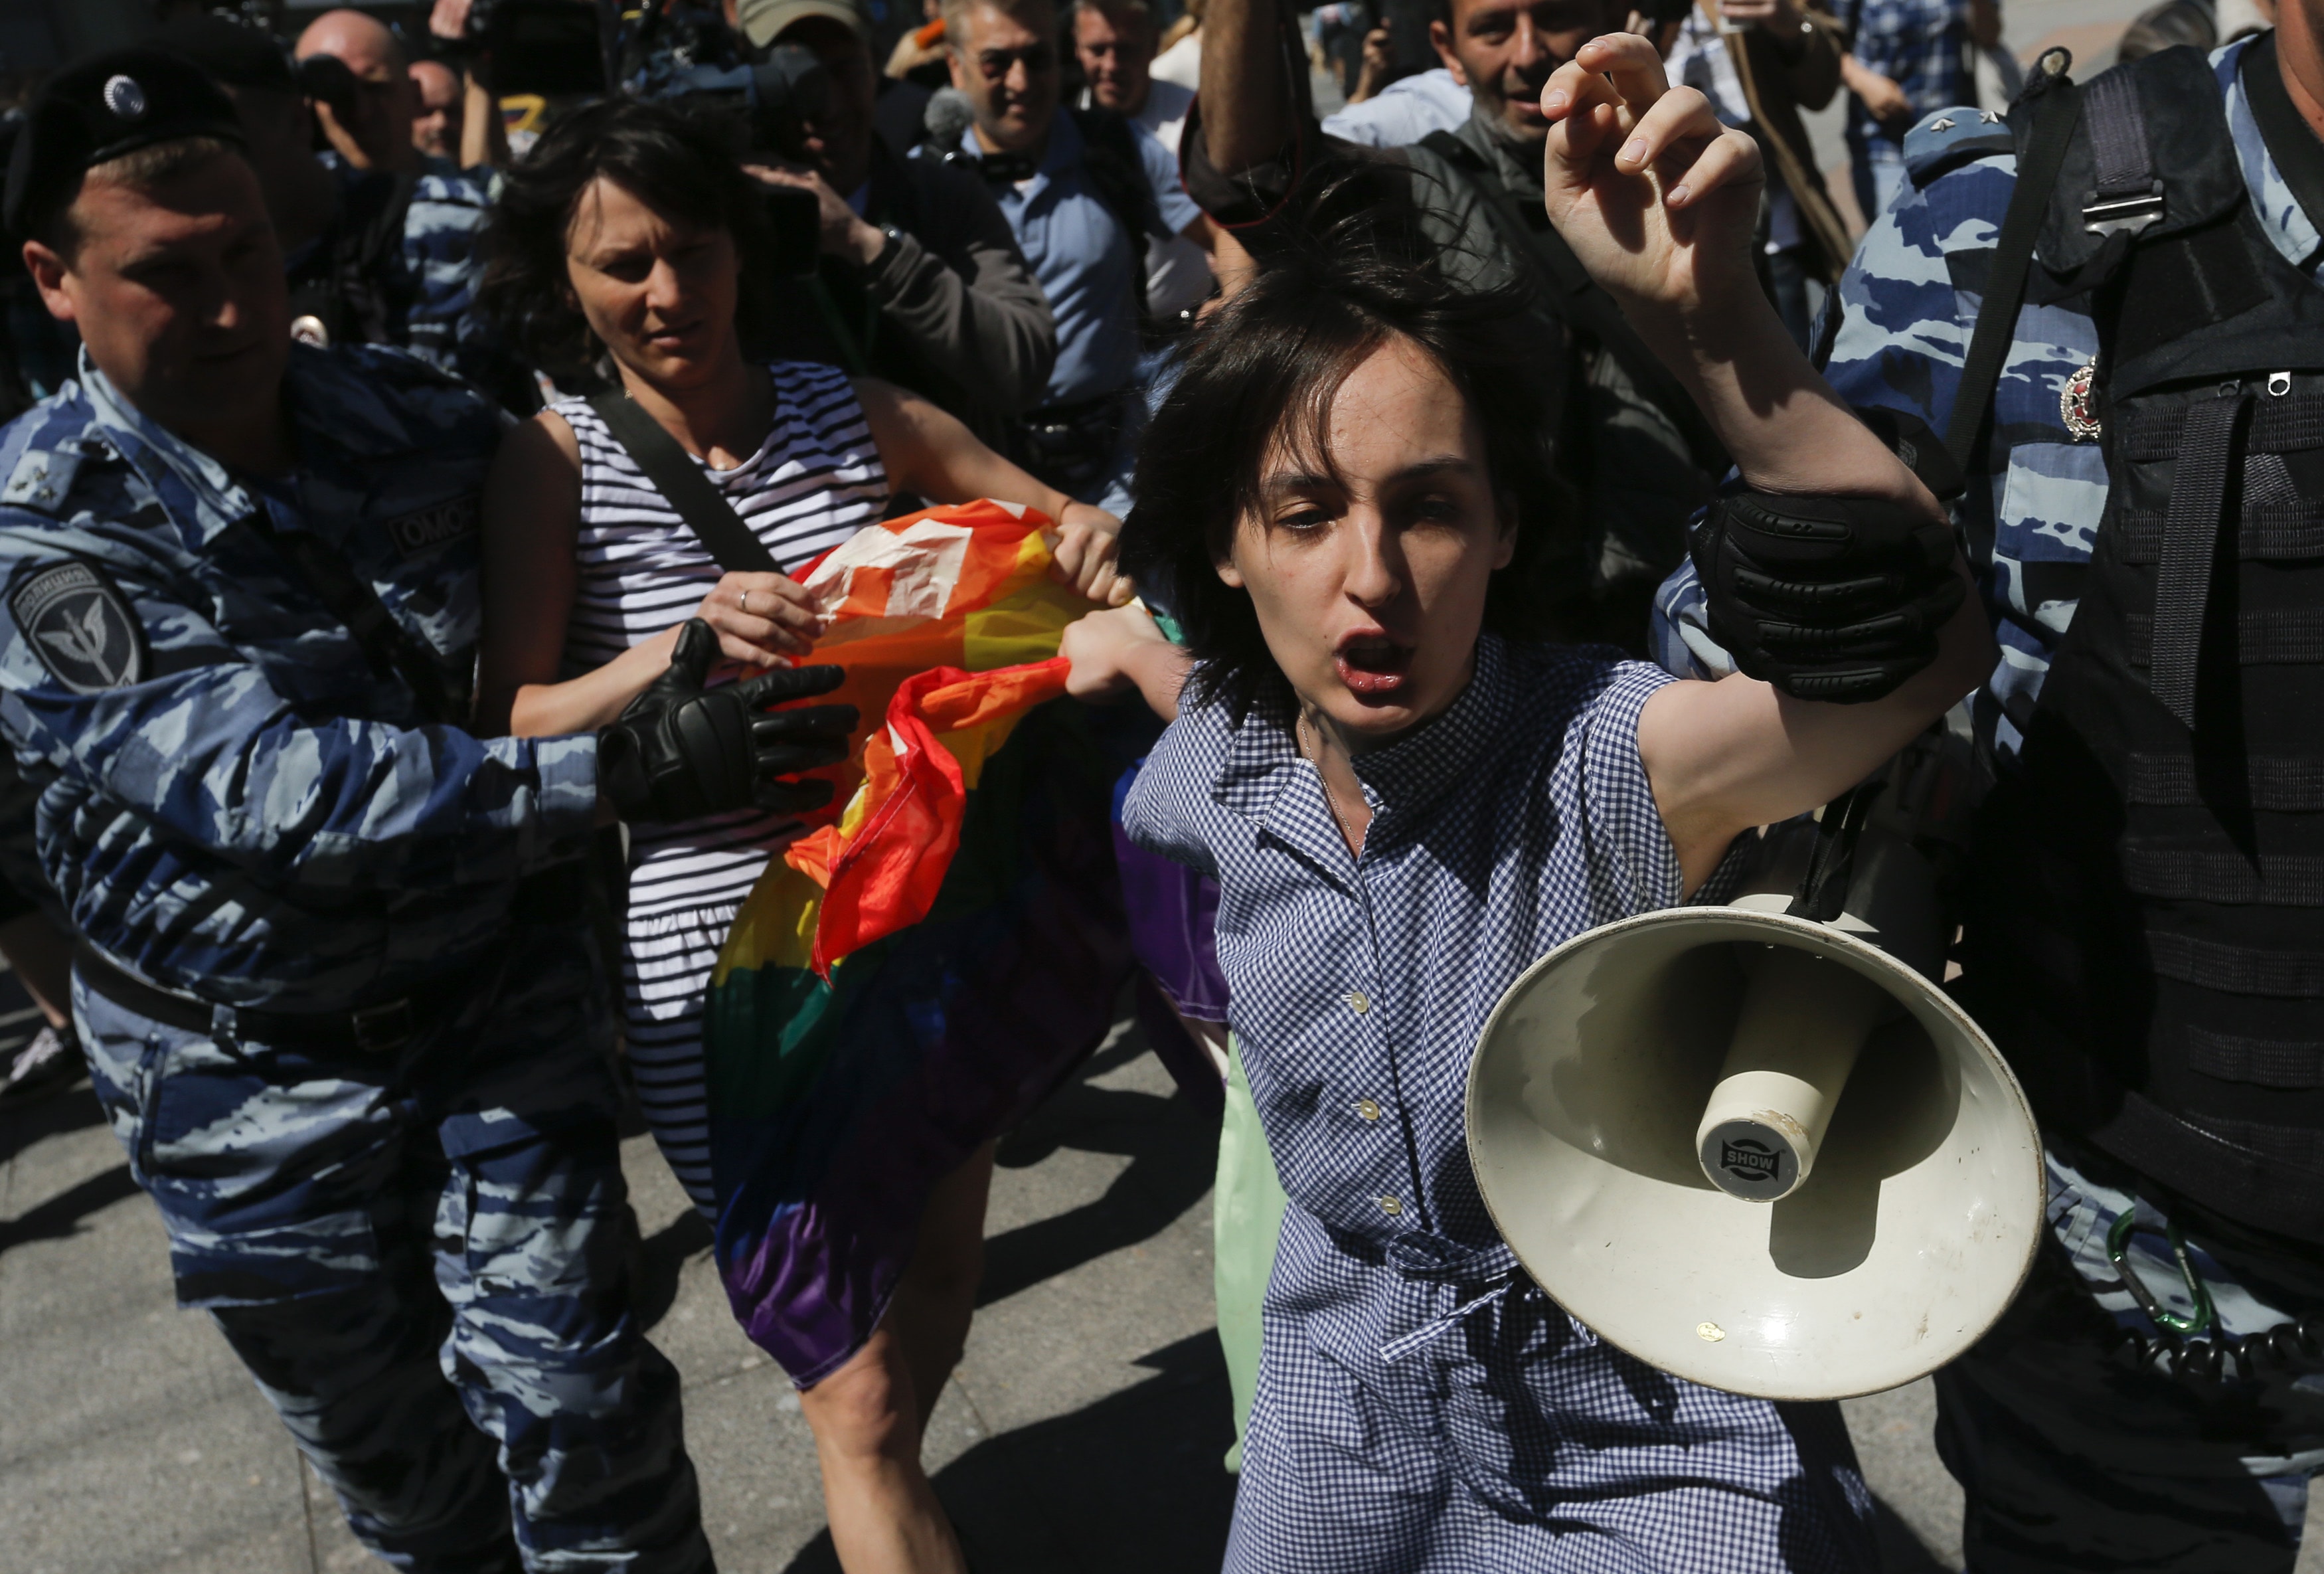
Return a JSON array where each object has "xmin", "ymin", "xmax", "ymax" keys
[{"xmin": 1212, "ymin": 1034, "xmax": 1288, "ymax": 1474}]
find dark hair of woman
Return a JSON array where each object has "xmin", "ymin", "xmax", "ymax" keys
[
  {"xmin": 1119, "ymin": 227, "xmax": 1569, "ymax": 720},
  {"xmin": 477, "ymin": 96, "xmax": 782, "ymax": 379}
]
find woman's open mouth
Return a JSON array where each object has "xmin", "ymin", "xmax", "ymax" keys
[{"xmin": 1335, "ymin": 634, "xmax": 1414, "ymax": 698}]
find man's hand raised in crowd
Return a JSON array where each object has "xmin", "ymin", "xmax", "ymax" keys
[{"xmin": 748, "ymin": 163, "xmax": 889, "ymax": 268}]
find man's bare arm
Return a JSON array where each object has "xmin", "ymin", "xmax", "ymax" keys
[{"xmin": 1200, "ymin": 0, "xmax": 1293, "ymax": 175}]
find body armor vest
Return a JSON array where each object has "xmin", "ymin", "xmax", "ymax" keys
[{"xmin": 1961, "ymin": 43, "xmax": 2324, "ymax": 1244}]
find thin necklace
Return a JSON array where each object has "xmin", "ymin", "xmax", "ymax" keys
[{"xmin": 1298, "ymin": 713, "xmax": 1362, "ymax": 855}]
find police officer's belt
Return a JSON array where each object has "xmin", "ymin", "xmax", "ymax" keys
[{"xmin": 72, "ymin": 940, "xmax": 497, "ymax": 1055}]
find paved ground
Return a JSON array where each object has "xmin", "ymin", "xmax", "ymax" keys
[
  {"xmin": 4, "ymin": 15, "xmax": 2317, "ymax": 1569},
  {"xmin": 5, "ymin": 973, "xmax": 2323, "ymax": 1571}
]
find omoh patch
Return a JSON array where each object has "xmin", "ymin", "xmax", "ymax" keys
[
  {"xmin": 382, "ymin": 493, "xmax": 478, "ymax": 558},
  {"xmin": 11, "ymin": 562, "xmax": 147, "ymax": 692}
]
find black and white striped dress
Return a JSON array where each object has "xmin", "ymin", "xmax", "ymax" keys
[{"xmin": 554, "ymin": 362, "xmax": 887, "ymax": 1213}]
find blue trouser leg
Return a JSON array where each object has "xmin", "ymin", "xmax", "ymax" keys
[{"xmin": 74, "ymin": 925, "xmax": 711, "ymax": 1574}]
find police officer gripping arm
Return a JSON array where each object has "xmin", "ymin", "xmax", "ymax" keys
[
  {"xmin": 1653, "ymin": 28, "xmax": 2324, "ymax": 1572},
  {"xmin": 1, "ymin": 50, "xmax": 853, "ymax": 1571}
]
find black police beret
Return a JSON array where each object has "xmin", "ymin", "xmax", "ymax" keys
[
  {"xmin": 3, "ymin": 47, "xmax": 247, "ymax": 240},
  {"xmin": 157, "ymin": 15, "xmax": 302, "ymax": 96}
]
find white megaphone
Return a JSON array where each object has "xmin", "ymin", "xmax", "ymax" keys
[{"xmin": 1464, "ymin": 784, "xmax": 2044, "ymax": 1401}]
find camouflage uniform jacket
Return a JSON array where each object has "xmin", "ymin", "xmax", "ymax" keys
[
  {"xmin": 0, "ymin": 345, "xmax": 598, "ymax": 1011},
  {"xmin": 1657, "ymin": 38, "xmax": 2318, "ymax": 776}
]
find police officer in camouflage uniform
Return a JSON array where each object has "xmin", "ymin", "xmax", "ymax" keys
[
  {"xmin": 1656, "ymin": 28, "xmax": 2324, "ymax": 1574},
  {"xmin": 1, "ymin": 48, "xmax": 852, "ymax": 1571}
]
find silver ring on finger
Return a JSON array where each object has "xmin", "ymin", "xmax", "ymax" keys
[{"xmin": 740, "ymin": 589, "xmax": 754, "ymax": 614}]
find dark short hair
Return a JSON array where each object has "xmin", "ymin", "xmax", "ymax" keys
[
  {"xmin": 1120, "ymin": 210, "xmax": 1570, "ymax": 719},
  {"xmin": 477, "ymin": 96, "xmax": 782, "ymax": 381}
]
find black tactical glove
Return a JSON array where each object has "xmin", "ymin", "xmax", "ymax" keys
[
  {"xmin": 1691, "ymin": 491, "xmax": 1967, "ymax": 703},
  {"xmin": 597, "ymin": 620, "xmax": 857, "ymax": 823}
]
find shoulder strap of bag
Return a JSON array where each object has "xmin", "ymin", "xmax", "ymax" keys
[
  {"xmin": 1418, "ymin": 128, "xmax": 1728, "ymax": 474},
  {"xmin": 586, "ymin": 387, "xmax": 780, "ymax": 574},
  {"xmin": 246, "ymin": 514, "xmax": 465, "ymax": 725},
  {"xmin": 1944, "ymin": 54, "xmax": 2083, "ymax": 478}
]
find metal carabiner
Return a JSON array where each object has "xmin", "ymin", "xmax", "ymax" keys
[{"xmin": 2106, "ymin": 1211, "xmax": 2215, "ymax": 1337}]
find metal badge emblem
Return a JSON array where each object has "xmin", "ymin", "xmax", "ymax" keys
[
  {"xmin": 2062, "ymin": 362, "xmax": 2102, "ymax": 440},
  {"xmin": 290, "ymin": 314, "xmax": 331, "ymax": 348},
  {"xmin": 102, "ymin": 75, "xmax": 147, "ymax": 121}
]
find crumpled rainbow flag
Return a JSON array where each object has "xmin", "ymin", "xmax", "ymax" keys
[
  {"xmin": 703, "ymin": 500, "xmax": 1141, "ymax": 1381},
  {"xmin": 720, "ymin": 499, "xmax": 1092, "ymax": 982}
]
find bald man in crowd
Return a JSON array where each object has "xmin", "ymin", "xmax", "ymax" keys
[
  {"xmin": 409, "ymin": 57, "xmax": 463, "ymax": 163},
  {"xmin": 284, "ymin": 9, "xmax": 526, "ymax": 405},
  {"xmin": 295, "ymin": 8, "xmax": 422, "ymax": 175}
]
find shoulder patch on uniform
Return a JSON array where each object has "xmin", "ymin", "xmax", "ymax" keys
[
  {"xmin": 1905, "ymin": 105, "xmax": 2015, "ymax": 190},
  {"xmin": 1, "ymin": 449, "xmax": 84, "ymax": 513},
  {"xmin": 382, "ymin": 493, "xmax": 479, "ymax": 557},
  {"xmin": 9, "ymin": 561, "xmax": 148, "ymax": 692}
]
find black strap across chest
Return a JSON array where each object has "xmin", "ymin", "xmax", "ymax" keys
[
  {"xmin": 246, "ymin": 512, "xmax": 465, "ymax": 727},
  {"xmin": 586, "ymin": 388, "xmax": 781, "ymax": 575}
]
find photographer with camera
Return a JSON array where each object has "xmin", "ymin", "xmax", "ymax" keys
[
  {"xmin": 732, "ymin": 0, "xmax": 1060, "ymax": 446},
  {"xmin": 202, "ymin": 9, "xmax": 527, "ymax": 406}
]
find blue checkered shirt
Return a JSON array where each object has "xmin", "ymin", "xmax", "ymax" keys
[{"xmin": 1829, "ymin": 0, "xmax": 1971, "ymax": 149}]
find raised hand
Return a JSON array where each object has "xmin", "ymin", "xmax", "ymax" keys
[{"xmin": 1538, "ymin": 33, "xmax": 1766, "ymax": 327}]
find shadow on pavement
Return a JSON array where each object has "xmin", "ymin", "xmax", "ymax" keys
[
  {"xmin": 979, "ymin": 1043, "xmax": 1218, "ymax": 1310},
  {"xmin": 0, "ymin": 1080, "xmax": 104, "ymax": 1168},
  {"xmin": 633, "ymin": 1203, "xmax": 715, "ymax": 1334},
  {"xmin": 782, "ymin": 1331, "xmax": 1237, "ymax": 1574},
  {"xmin": 0, "ymin": 1158, "xmax": 137, "ymax": 1254},
  {"xmin": 1871, "ymin": 1496, "xmax": 1955, "ymax": 1573}
]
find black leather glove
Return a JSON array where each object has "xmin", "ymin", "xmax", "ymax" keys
[
  {"xmin": 597, "ymin": 620, "xmax": 857, "ymax": 823},
  {"xmin": 1691, "ymin": 491, "xmax": 1967, "ymax": 703}
]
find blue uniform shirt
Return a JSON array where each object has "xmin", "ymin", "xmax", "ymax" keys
[
  {"xmin": 955, "ymin": 112, "xmax": 1201, "ymax": 406},
  {"xmin": 0, "ymin": 345, "xmax": 599, "ymax": 1009},
  {"xmin": 1657, "ymin": 39, "xmax": 2313, "ymax": 774}
]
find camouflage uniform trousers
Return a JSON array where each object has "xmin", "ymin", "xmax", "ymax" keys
[
  {"xmin": 1934, "ymin": 1140, "xmax": 2324, "ymax": 1574},
  {"xmin": 73, "ymin": 920, "xmax": 712, "ymax": 1574}
]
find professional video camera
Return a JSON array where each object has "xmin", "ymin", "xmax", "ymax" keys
[
  {"xmin": 431, "ymin": 0, "xmax": 823, "ymax": 277},
  {"xmin": 608, "ymin": 0, "xmax": 827, "ymax": 278}
]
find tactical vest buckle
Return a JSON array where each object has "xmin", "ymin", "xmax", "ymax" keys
[
  {"xmin": 2083, "ymin": 186, "xmax": 2164, "ymax": 237},
  {"xmin": 349, "ymin": 998, "xmax": 417, "ymax": 1055}
]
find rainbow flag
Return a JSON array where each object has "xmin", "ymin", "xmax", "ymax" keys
[{"xmin": 703, "ymin": 502, "xmax": 1144, "ymax": 1381}]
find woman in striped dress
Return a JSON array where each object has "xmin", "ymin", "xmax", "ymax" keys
[{"xmin": 473, "ymin": 100, "xmax": 1123, "ymax": 1573}]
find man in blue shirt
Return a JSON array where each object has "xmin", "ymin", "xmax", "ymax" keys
[{"xmin": 942, "ymin": 0, "xmax": 1206, "ymax": 510}]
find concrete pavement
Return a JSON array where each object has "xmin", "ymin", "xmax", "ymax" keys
[{"xmin": 9, "ymin": 978, "xmax": 2319, "ymax": 1572}]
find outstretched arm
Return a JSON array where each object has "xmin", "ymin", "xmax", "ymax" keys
[
  {"xmin": 1200, "ymin": 0, "xmax": 1296, "ymax": 175},
  {"xmin": 1538, "ymin": 34, "xmax": 1993, "ymax": 888}
]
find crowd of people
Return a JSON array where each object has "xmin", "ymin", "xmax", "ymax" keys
[{"xmin": 2, "ymin": 0, "xmax": 2323, "ymax": 1570}]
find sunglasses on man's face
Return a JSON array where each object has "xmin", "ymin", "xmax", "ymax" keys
[{"xmin": 973, "ymin": 43, "xmax": 1056, "ymax": 77}]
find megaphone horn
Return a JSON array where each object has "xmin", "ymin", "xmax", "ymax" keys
[{"xmin": 1465, "ymin": 783, "xmax": 2044, "ymax": 1402}]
